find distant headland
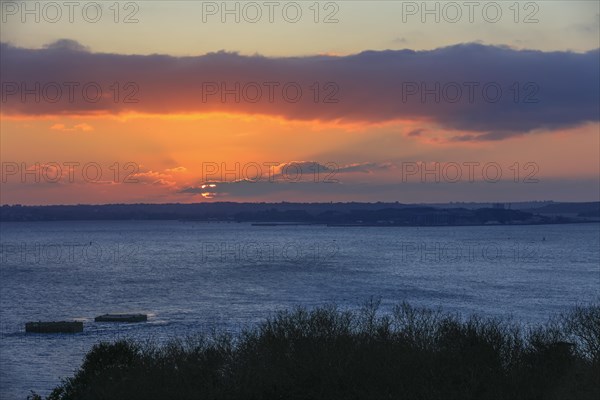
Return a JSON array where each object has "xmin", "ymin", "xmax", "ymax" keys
[{"xmin": 1, "ymin": 201, "xmax": 598, "ymax": 226}]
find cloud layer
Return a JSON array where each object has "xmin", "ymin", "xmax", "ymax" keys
[{"xmin": 1, "ymin": 40, "xmax": 598, "ymax": 139}]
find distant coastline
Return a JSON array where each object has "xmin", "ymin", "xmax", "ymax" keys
[{"xmin": 1, "ymin": 201, "xmax": 598, "ymax": 226}]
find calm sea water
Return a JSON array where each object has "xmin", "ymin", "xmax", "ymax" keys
[{"xmin": 1, "ymin": 221, "xmax": 599, "ymax": 398}]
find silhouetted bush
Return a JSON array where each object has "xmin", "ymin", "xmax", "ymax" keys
[{"xmin": 31, "ymin": 301, "xmax": 600, "ymax": 400}]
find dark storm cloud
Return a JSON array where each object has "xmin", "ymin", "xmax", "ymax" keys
[{"xmin": 1, "ymin": 41, "xmax": 598, "ymax": 139}]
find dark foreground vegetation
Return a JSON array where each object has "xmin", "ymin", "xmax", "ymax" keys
[{"xmin": 32, "ymin": 301, "xmax": 599, "ymax": 400}]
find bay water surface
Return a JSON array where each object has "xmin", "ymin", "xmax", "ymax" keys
[{"xmin": 1, "ymin": 221, "xmax": 599, "ymax": 398}]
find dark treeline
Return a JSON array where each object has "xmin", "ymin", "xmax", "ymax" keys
[
  {"xmin": 2, "ymin": 202, "xmax": 599, "ymax": 225},
  {"xmin": 31, "ymin": 301, "xmax": 600, "ymax": 400}
]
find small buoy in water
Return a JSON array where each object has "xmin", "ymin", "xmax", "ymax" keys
[{"xmin": 542, "ymin": 237, "xmax": 546, "ymax": 241}]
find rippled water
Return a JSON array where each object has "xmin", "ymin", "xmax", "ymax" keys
[{"xmin": 1, "ymin": 221, "xmax": 599, "ymax": 398}]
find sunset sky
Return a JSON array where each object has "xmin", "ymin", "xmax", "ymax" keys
[{"xmin": 1, "ymin": 0, "xmax": 598, "ymax": 204}]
